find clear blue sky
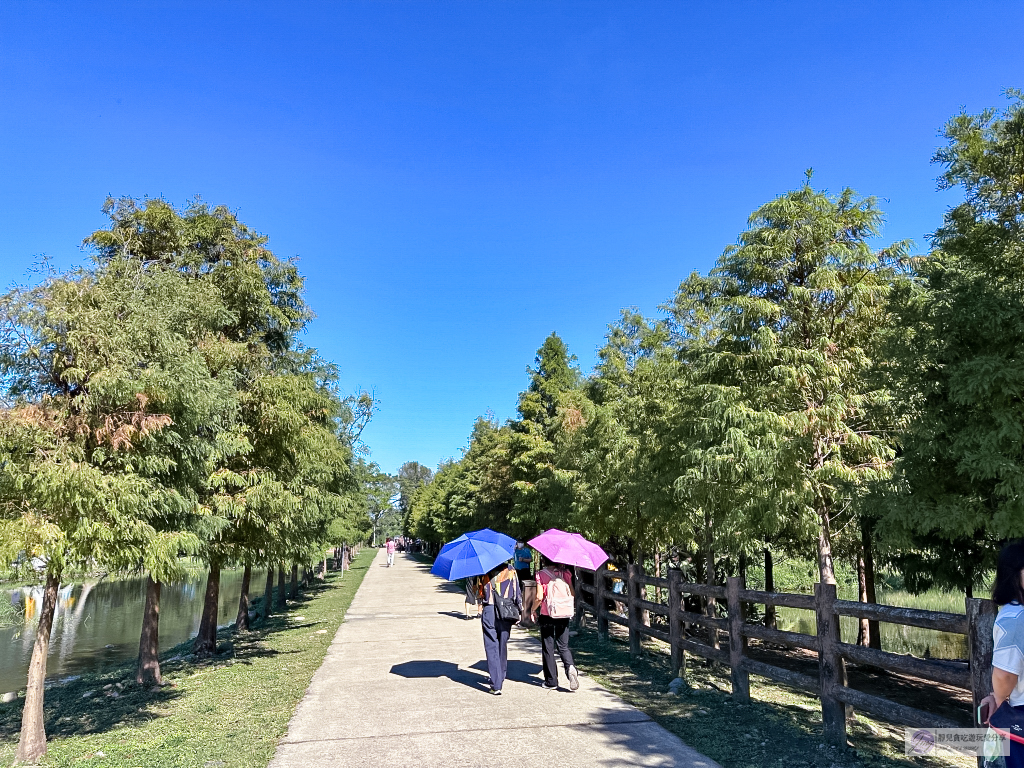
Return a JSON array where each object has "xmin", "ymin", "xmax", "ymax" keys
[{"xmin": 2, "ymin": 2, "xmax": 1022, "ymax": 475}]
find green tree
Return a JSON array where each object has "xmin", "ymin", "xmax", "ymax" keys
[
  {"xmin": 562, "ymin": 312, "xmax": 681, "ymax": 563},
  {"xmin": 507, "ymin": 333, "xmax": 581, "ymax": 536},
  {"xmin": 0, "ymin": 259, "xmax": 219, "ymax": 761},
  {"xmin": 881, "ymin": 92, "xmax": 1024, "ymax": 592},
  {"xmin": 397, "ymin": 461, "xmax": 434, "ymax": 533},
  {"xmin": 704, "ymin": 175, "xmax": 906, "ymax": 584}
]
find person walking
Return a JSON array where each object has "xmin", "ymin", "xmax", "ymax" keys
[
  {"xmin": 386, "ymin": 537, "xmax": 396, "ymax": 567},
  {"xmin": 479, "ymin": 562, "xmax": 522, "ymax": 695},
  {"xmin": 532, "ymin": 555, "xmax": 579, "ymax": 691},
  {"xmin": 464, "ymin": 576, "xmax": 480, "ymax": 619},
  {"xmin": 980, "ymin": 541, "xmax": 1024, "ymax": 767},
  {"xmin": 514, "ymin": 541, "xmax": 533, "ymax": 586}
]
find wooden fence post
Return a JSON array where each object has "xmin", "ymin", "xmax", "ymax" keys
[
  {"xmin": 668, "ymin": 568, "xmax": 685, "ymax": 679},
  {"xmin": 727, "ymin": 576, "xmax": 750, "ymax": 702},
  {"xmin": 574, "ymin": 567, "xmax": 589, "ymax": 629},
  {"xmin": 815, "ymin": 581, "xmax": 848, "ymax": 747},
  {"xmin": 597, "ymin": 567, "xmax": 609, "ymax": 641},
  {"xmin": 967, "ymin": 597, "xmax": 996, "ymax": 717},
  {"xmin": 628, "ymin": 563, "xmax": 643, "ymax": 657}
]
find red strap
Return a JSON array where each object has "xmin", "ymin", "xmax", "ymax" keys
[{"xmin": 990, "ymin": 725, "xmax": 1024, "ymax": 746}]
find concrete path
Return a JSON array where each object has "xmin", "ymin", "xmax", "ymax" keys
[{"xmin": 269, "ymin": 550, "xmax": 720, "ymax": 768}]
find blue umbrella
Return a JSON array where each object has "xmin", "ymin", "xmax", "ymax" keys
[{"xmin": 430, "ymin": 528, "xmax": 516, "ymax": 581}]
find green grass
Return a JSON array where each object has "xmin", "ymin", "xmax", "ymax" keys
[
  {"xmin": 0, "ymin": 550, "xmax": 372, "ymax": 768},
  {"xmin": 717, "ymin": 557, "xmax": 978, "ymax": 660},
  {"xmin": 569, "ymin": 625, "xmax": 972, "ymax": 768}
]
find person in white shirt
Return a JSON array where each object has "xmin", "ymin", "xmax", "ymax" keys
[{"xmin": 980, "ymin": 541, "xmax": 1024, "ymax": 767}]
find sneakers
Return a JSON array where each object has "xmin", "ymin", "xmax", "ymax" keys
[
  {"xmin": 567, "ymin": 665, "xmax": 579, "ymax": 691},
  {"xmin": 489, "ymin": 687, "xmax": 502, "ymax": 695},
  {"xmin": 540, "ymin": 681, "xmax": 557, "ymax": 690}
]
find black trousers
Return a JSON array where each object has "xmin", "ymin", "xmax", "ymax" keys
[
  {"xmin": 480, "ymin": 605, "xmax": 513, "ymax": 691},
  {"xmin": 539, "ymin": 615, "xmax": 573, "ymax": 686}
]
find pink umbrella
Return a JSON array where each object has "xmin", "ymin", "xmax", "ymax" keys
[{"xmin": 527, "ymin": 529, "xmax": 609, "ymax": 570}]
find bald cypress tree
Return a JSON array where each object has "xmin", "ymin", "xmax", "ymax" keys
[
  {"xmin": 0, "ymin": 257, "xmax": 222, "ymax": 760},
  {"xmin": 705, "ymin": 176, "xmax": 906, "ymax": 584},
  {"xmin": 883, "ymin": 93, "xmax": 1024, "ymax": 582}
]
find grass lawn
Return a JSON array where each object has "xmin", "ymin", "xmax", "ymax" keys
[
  {"xmin": 0, "ymin": 549, "xmax": 372, "ymax": 768},
  {"xmin": 568, "ymin": 625, "xmax": 973, "ymax": 768}
]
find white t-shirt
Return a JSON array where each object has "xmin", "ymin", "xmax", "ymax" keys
[{"xmin": 992, "ymin": 602, "xmax": 1024, "ymax": 707}]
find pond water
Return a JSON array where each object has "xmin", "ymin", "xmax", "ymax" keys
[{"xmin": 0, "ymin": 567, "xmax": 268, "ymax": 695}]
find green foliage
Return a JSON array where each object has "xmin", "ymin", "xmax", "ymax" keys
[
  {"xmin": 506, "ymin": 334, "xmax": 581, "ymax": 537},
  {"xmin": 689, "ymin": 176, "xmax": 907, "ymax": 582},
  {"xmin": 406, "ymin": 94, "xmax": 1024, "ymax": 609},
  {"xmin": 396, "ymin": 461, "xmax": 433, "ymax": 534},
  {"xmin": 881, "ymin": 93, "xmax": 1024, "ymax": 591},
  {"xmin": 407, "ymin": 416, "xmax": 517, "ymax": 543}
]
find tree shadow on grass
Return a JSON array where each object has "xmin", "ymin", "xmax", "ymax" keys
[
  {"xmin": 570, "ymin": 628, "xmax": 961, "ymax": 768},
  {"xmin": 0, "ymin": 676, "xmax": 184, "ymax": 743}
]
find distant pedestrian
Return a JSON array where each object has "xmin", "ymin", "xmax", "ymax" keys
[
  {"xmin": 479, "ymin": 562, "xmax": 522, "ymax": 695},
  {"xmin": 386, "ymin": 537, "xmax": 396, "ymax": 567},
  {"xmin": 514, "ymin": 541, "xmax": 533, "ymax": 585},
  {"xmin": 464, "ymin": 576, "xmax": 480, "ymax": 619},
  {"xmin": 532, "ymin": 556, "xmax": 579, "ymax": 691},
  {"xmin": 980, "ymin": 541, "xmax": 1024, "ymax": 767}
]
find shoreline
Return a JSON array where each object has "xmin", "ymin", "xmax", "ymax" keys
[{"xmin": 0, "ymin": 550, "xmax": 372, "ymax": 767}]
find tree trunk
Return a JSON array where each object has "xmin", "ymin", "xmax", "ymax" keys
[
  {"xmin": 16, "ymin": 571, "xmax": 60, "ymax": 763},
  {"xmin": 276, "ymin": 566, "xmax": 286, "ymax": 610},
  {"xmin": 739, "ymin": 550, "xmax": 748, "ymax": 583},
  {"xmin": 704, "ymin": 509, "xmax": 719, "ymax": 651},
  {"xmin": 764, "ymin": 548, "xmax": 776, "ymax": 629},
  {"xmin": 235, "ymin": 563, "xmax": 252, "ymax": 631},
  {"xmin": 654, "ymin": 552, "xmax": 662, "ymax": 604},
  {"xmin": 860, "ymin": 519, "xmax": 881, "ymax": 648},
  {"xmin": 290, "ymin": 563, "xmax": 299, "ymax": 599},
  {"xmin": 136, "ymin": 575, "xmax": 162, "ymax": 685},
  {"xmin": 816, "ymin": 508, "xmax": 837, "ymax": 585},
  {"xmin": 856, "ymin": 550, "xmax": 870, "ymax": 647},
  {"xmin": 193, "ymin": 564, "xmax": 221, "ymax": 656},
  {"xmin": 263, "ymin": 564, "xmax": 275, "ymax": 618}
]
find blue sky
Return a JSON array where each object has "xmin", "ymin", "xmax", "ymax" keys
[{"xmin": 2, "ymin": 2, "xmax": 1022, "ymax": 475}]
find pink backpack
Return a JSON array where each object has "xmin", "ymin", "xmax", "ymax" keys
[{"xmin": 542, "ymin": 567, "xmax": 574, "ymax": 619}]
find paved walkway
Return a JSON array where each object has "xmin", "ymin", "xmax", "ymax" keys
[{"xmin": 269, "ymin": 550, "xmax": 720, "ymax": 768}]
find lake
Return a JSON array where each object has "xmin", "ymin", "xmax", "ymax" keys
[{"xmin": 0, "ymin": 567, "xmax": 268, "ymax": 695}]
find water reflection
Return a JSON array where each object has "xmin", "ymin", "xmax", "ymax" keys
[{"xmin": 0, "ymin": 568, "xmax": 267, "ymax": 694}]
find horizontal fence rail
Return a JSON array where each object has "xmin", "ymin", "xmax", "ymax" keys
[{"xmin": 572, "ymin": 562, "xmax": 997, "ymax": 761}]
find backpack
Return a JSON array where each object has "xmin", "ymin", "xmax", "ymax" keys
[
  {"xmin": 542, "ymin": 567, "xmax": 574, "ymax": 619},
  {"xmin": 491, "ymin": 572, "xmax": 521, "ymax": 623}
]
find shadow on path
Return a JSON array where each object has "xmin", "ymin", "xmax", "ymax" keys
[{"xmin": 389, "ymin": 660, "xmax": 490, "ymax": 693}]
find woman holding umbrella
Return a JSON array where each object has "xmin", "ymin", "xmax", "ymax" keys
[
  {"xmin": 532, "ymin": 555, "xmax": 579, "ymax": 691},
  {"xmin": 429, "ymin": 529, "xmax": 522, "ymax": 695},
  {"xmin": 478, "ymin": 561, "xmax": 523, "ymax": 695},
  {"xmin": 528, "ymin": 529, "xmax": 610, "ymax": 692}
]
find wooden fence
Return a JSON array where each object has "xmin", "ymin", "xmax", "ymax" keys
[{"xmin": 574, "ymin": 564, "xmax": 998, "ymax": 753}]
